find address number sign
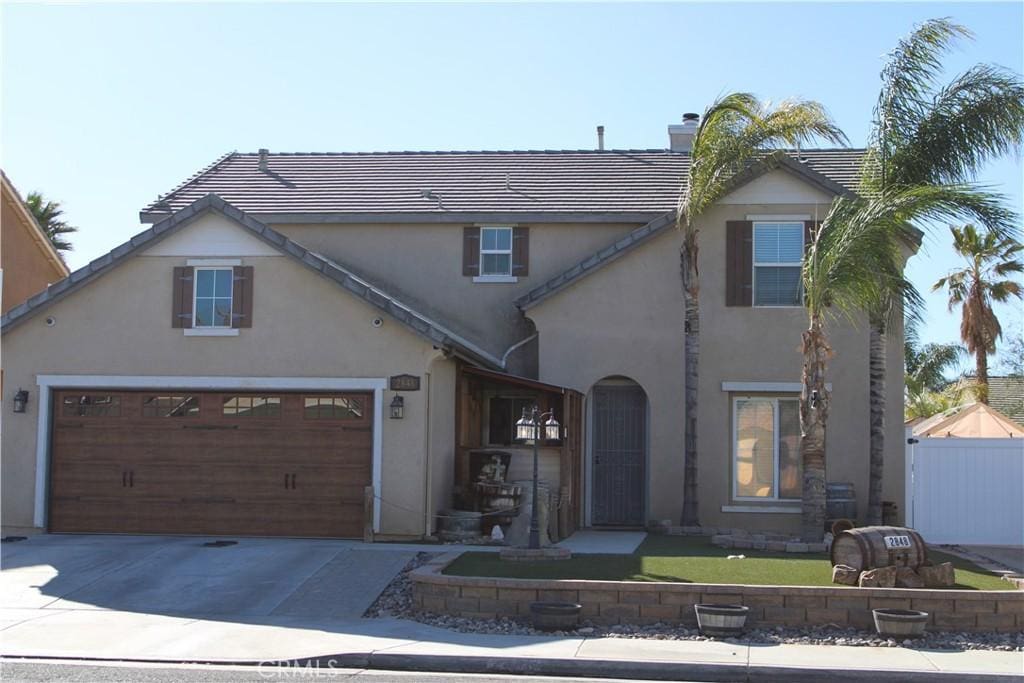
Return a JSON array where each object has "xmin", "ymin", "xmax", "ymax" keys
[{"xmin": 883, "ymin": 535, "xmax": 912, "ymax": 550}]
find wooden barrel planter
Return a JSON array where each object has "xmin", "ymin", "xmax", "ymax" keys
[
  {"xmin": 694, "ymin": 604, "xmax": 749, "ymax": 637},
  {"xmin": 529, "ymin": 602, "xmax": 581, "ymax": 631},
  {"xmin": 436, "ymin": 509, "xmax": 482, "ymax": 542},
  {"xmin": 831, "ymin": 526, "xmax": 928, "ymax": 571},
  {"xmin": 873, "ymin": 609, "xmax": 929, "ymax": 638}
]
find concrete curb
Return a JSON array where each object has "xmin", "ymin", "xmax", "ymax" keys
[{"xmin": 4, "ymin": 652, "xmax": 1019, "ymax": 683}]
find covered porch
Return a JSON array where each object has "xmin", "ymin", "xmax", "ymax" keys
[{"xmin": 453, "ymin": 363, "xmax": 583, "ymax": 541}]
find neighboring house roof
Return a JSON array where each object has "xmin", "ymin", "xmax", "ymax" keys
[
  {"xmin": 1, "ymin": 171, "xmax": 70, "ymax": 278},
  {"xmin": 953, "ymin": 375, "xmax": 1024, "ymax": 424},
  {"xmin": 1, "ymin": 194, "xmax": 502, "ymax": 369},
  {"xmin": 911, "ymin": 401, "xmax": 1024, "ymax": 438},
  {"xmin": 139, "ymin": 149, "xmax": 865, "ymax": 223}
]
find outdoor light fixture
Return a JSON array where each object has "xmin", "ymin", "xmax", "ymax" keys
[
  {"xmin": 515, "ymin": 404, "xmax": 561, "ymax": 549},
  {"xmin": 12, "ymin": 389, "xmax": 29, "ymax": 414},
  {"xmin": 810, "ymin": 389, "xmax": 820, "ymax": 408},
  {"xmin": 389, "ymin": 394, "xmax": 405, "ymax": 419}
]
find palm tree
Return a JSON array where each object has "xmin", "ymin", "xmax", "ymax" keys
[
  {"xmin": 676, "ymin": 93, "xmax": 846, "ymax": 526},
  {"xmin": 800, "ymin": 186, "xmax": 1013, "ymax": 540},
  {"xmin": 903, "ymin": 317, "xmax": 965, "ymax": 420},
  {"xmin": 25, "ymin": 192, "xmax": 78, "ymax": 252},
  {"xmin": 860, "ymin": 18, "xmax": 1024, "ymax": 525},
  {"xmin": 933, "ymin": 224, "xmax": 1023, "ymax": 404}
]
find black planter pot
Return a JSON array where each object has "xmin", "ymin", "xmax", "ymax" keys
[
  {"xmin": 529, "ymin": 601, "xmax": 582, "ymax": 632},
  {"xmin": 694, "ymin": 603, "xmax": 749, "ymax": 637}
]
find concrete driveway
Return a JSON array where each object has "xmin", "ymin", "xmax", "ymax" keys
[
  {"xmin": 963, "ymin": 545, "xmax": 1024, "ymax": 574},
  {"xmin": 0, "ymin": 534, "xmax": 415, "ymax": 619}
]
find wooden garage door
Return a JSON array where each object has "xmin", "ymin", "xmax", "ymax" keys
[{"xmin": 49, "ymin": 390, "xmax": 373, "ymax": 538}]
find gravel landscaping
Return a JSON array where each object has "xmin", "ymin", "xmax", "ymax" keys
[{"xmin": 365, "ymin": 551, "xmax": 1023, "ymax": 652}]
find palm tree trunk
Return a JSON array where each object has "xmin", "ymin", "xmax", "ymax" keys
[
  {"xmin": 800, "ymin": 314, "xmax": 831, "ymax": 542},
  {"xmin": 867, "ymin": 319, "xmax": 886, "ymax": 526},
  {"xmin": 680, "ymin": 235, "xmax": 700, "ymax": 526},
  {"xmin": 976, "ymin": 348, "xmax": 989, "ymax": 404}
]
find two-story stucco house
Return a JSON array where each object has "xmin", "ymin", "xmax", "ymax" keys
[{"xmin": 0, "ymin": 120, "xmax": 907, "ymax": 540}]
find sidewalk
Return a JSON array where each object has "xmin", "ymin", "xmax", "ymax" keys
[{"xmin": 1, "ymin": 608, "xmax": 1020, "ymax": 682}]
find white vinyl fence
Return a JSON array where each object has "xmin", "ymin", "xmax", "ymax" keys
[{"xmin": 907, "ymin": 437, "xmax": 1024, "ymax": 546}]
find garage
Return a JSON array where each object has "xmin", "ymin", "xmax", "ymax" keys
[{"xmin": 49, "ymin": 389, "xmax": 373, "ymax": 538}]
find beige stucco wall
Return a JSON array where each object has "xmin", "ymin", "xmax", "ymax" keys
[
  {"xmin": 0, "ymin": 213, "xmax": 458, "ymax": 538},
  {"xmin": 272, "ymin": 221, "xmax": 640, "ymax": 366},
  {"xmin": 529, "ymin": 190, "xmax": 907, "ymax": 533}
]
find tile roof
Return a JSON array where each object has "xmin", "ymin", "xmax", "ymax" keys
[
  {"xmin": 2, "ymin": 194, "xmax": 502, "ymax": 369},
  {"xmin": 140, "ymin": 149, "xmax": 866, "ymax": 221},
  {"xmin": 989, "ymin": 376, "xmax": 1024, "ymax": 424}
]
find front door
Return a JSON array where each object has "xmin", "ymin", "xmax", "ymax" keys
[{"xmin": 591, "ymin": 383, "xmax": 646, "ymax": 526}]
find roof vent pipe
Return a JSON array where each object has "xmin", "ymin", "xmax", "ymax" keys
[
  {"xmin": 597, "ymin": 125, "xmax": 605, "ymax": 151},
  {"xmin": 258, "ymin": 148, "xmax": 269, "ymax": 171},
  {"xmin": 668, "ymin": 113, "xmax": 700, "ymax": 153}
]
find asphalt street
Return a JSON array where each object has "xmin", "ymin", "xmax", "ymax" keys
[{"xmin": 1, "ymin": 661, "xmax": 705, "ymax": 683}]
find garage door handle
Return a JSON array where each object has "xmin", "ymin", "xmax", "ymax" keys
[
  {"xmin": 291, "ymin": 473, "xmax": 297, "ymax": 489},
  {"xmin": 122, "ymin": 472, "xmax": 127, "ymax": 487}
]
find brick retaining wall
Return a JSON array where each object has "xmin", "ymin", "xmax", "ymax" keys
[{"xmin": 410, "ymin": 553, "xmax": 1024, "ymax": 633}]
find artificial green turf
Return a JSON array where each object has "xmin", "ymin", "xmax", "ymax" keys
[{"xmin": 443, "ymin": 535, "xmax": 1009, "ymax": 590}]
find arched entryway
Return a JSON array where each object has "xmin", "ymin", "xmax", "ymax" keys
[{"xmin": 588, "ymin": 377, "xmax": 648, "ymax": 527}]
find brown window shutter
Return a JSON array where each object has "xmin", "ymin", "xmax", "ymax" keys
[
  {"xmin": 172, "ymin": 266, "xmax": 194, "ymax": 328},
  {"xmin": 725, "ymin": 221, "xmax": 753, "ymax": 306},
  {"xmin": 512, "ymin": 226, "xmax": 530, "ymax": 276},
  {"xmin": 232, "ymin": 265, "xmax": 254, "ymax": 329},
  {"xmin": 462, "ymin": 227, "xmax": 480, "ymax": 276}
]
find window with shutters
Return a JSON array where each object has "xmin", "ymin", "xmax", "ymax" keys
[
  {"xmin": 464, "ymin": 225, "xmax": 528, "ymax": 282},
  {"xmin": 732, "ymin": 396, "xmax": 801, "ymax": 500},
  {"xmin": 194, "ymin": 268, "xmax": 233, "ymax": 327},
  {"xmin": 480, "ymin": 227, "xmax": 513, "ymax": 276},
  {"xmin": 753, "ymin": 222, "xmax": 804, "ymax": 306}
]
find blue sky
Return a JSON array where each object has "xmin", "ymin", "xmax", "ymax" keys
[{"xmin": 2, "ymin": 2, "xmax": 1022, "ymax": 369}]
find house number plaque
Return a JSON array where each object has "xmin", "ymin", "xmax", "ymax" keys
[
  {"xmin": 883, "ymin": 535, "xmax": 912, "ymax": 550},
  {"xmin": 389, "ymin": 374, "xmax": 421, "ymax": 391}
]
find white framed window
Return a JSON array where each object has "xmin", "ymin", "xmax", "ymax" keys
[
  {"xmin": 479, "ymin": 227, "xmax": 513, "ymax": 277},
  {"xmin": 193, "ymin": 267, "xmax": 234, "ymax": 328},
  {"xmin": 753, "ymin": 222, "xmax": 803, "ymax": 306},
  {"xmin": 732, "ymin": 396, "xmax": 801, "ymax": 501}
]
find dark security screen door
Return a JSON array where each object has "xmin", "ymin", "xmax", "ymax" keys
[{"xmin": 592, "ymin": 384, "xmax": 646, "ymax": 526}]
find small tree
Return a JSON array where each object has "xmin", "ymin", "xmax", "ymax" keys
[
  {"xmin": 25, "ymin": 192, "xmax": 78, "ymax": 252},
  {"xmin": 933, "ymin": 224, "xmax": 1023, "ymax": 403}
]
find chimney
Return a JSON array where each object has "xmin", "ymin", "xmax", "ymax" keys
[
  {"xmin": 597, "ymin": 125, "xmax": 605, "ymax": 151},
  {"xmin": 258, "ymin": 148, "xmax": 269, "ymax": 171},
  {"xmin": 668, "ymin": 113, "xmax": 699, "ymax": 152}
]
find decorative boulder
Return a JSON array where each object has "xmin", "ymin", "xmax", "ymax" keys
[
  {"xmin": 896, "ymin": 567, "xmax": 925, "ymax": 588},
  {"xmin": 919, "ymin": 562, "xmax": 956, "ymax": 588},
  {"xmin": 832, "ymin": 564, "xmax": 860, "ymax": 586},
  {"xmin": 859, "ymin": 565, "xmax": 897, "ymax": 588}
]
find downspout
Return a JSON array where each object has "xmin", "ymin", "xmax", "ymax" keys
[
  {"xmin": 424, "ymin": 371, "xmax": 433, "ymax": 537},
  {"xmin": 501, "ymin": 333, "xmax": 538, "ymax": 369}
]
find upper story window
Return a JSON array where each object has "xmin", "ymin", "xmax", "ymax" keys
[
  {"xmin": 753, "ymin": 222, "xmax": 803, "ymax": 306},
  {"xmin": 480, "ymin": 227, "xmax": 513, "ymax": 276},
  {"xmin": 194, "ymin": 268, "xmax": 233, "ymax": 327},
  {"xmin": 733, "ymin": 396, "xmax": 800, "ymax": 500}
]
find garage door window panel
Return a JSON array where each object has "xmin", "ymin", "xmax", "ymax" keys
[
  {"xmin": 304, "ymin": 396, "xmax": 365, "ymax": 420},
  {"xmin": 143, "ymin": 395, "xmax": 200, "ymax": 418},
  {"xmin": 222, "ymin": 396, "xmax": 281, "ymax": 418},
  {"xmin": 61, "ymin": 394, "xmax": 121, "ymax": 417}
]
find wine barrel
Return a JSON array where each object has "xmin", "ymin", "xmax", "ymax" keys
[{"xmin": 830, "ymin": 526, "xmax": 928, "ymax": 571}]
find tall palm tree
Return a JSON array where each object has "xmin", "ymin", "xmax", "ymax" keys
[
  {"xmin": 903, "ymin": 317, "xmax": 965, "ymax": 421},
  {"xmin": 676, "ymin": 94, "xmax": 846, "ymax": 525},
  {"xmin": 800, "ymin": 186, "xmax": 1013, "ymax": 540},
  {"xmin": 25, "ymin": 192, "xmax": 78, "ymax": 252},
  {"xmin": 933, "ymin": 224, "xmax": 1023, "ymax": 404},
  {"xmin": 860, "ymin": 18, "xmax": 1024, "ymax": 525}
]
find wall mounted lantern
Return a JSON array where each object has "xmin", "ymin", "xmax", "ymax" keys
[
  {"xmin": 389, "ymin": 394, "xmax": 405, "ymax": 419},
  {"xmin": 13, "ymin": 389, "xmax": 29, "ymax": 414}
]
